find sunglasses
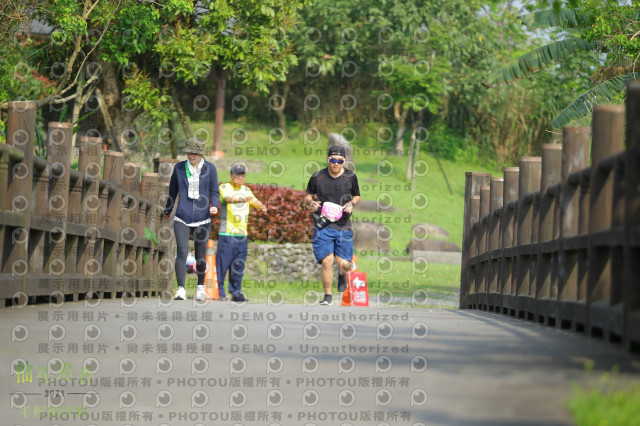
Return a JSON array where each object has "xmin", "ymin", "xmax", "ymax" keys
[{"xmin": 328, "ymin": 158, "xmax": 345, "ymax": 165}]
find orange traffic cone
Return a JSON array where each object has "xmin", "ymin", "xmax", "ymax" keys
[{"xmin": 204, "ymin": 240, "xmax": 219, "ymax": 300}]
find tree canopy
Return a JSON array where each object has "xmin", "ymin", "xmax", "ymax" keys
[{"xmin": 2, "ymin": 0, "xmax": 635, "ymax": 165}]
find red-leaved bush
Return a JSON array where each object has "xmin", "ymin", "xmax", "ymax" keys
[{"xmin": 210, "ymin": 184, "xmax": 314, "ymax": 243}]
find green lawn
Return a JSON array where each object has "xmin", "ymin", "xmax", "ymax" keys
[{"xmin": 194, "ymin": 120, "xmax": 500, "ymax": 252}]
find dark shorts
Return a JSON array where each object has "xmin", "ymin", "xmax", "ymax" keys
[{"xmin": 312, "ymin": 227, "xmax": 354, "ymax": 264}]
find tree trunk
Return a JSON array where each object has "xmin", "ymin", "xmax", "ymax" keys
[
  {"xmin": 394, "ymin": 102, "xmax": 409, "ymax": 155},
  {"xmin": 70, "ymin": 68, "xmax": 86, "ymax": 147},
  {"xmin": 95, "ymin": 88, "xmax": 121, "ymax": 152},
  {"xmin": 273, "ymin": 83, "xmax": 289, "ymax": 132},
  {"xmin": 98, "ymin": 62, "xmax": 140, "ymax": 153},
  {"xmin": 429, "ymin": 138, "xmax": 454, "ymax": 195},
  {"xmin": 411, "ymin": 130, "xmax": 421, "ymax": 192},
  {"xmin": 405, "ymin": 114, "xmax": 420, "ymax": 182},
  {"xmin": 212, "ymin": 67, "xmax": 229, "ymax": 153},
  {"xmin": 169, "ymin": 117, "xmax": 177, "ymax": 159}
]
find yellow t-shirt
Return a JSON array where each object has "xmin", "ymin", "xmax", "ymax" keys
[{"xmin": 219, "ymin": 183, "xmax": 255, "ymax": 236}]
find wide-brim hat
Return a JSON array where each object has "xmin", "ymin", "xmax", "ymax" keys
[{"xmin": 184, "ymin": 137, "xmax": 207, "ymax": 155}]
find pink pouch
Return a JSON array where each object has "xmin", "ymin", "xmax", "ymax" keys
[{"xmin": 321, "ymin": 202, "xmax": 343, "ymax": 222}]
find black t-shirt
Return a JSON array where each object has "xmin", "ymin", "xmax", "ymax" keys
[{"xmin": 306, "ymin": 168, "xmax": 360, "ymax": 230}]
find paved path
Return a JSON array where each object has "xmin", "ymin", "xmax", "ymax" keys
[{"xmin": 3, "ymin": 298, "xmax": 640, "ymax": 426}]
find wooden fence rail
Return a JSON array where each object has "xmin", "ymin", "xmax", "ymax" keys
[
  {"xmin": 460, "ymin": 83, "xmax": 640, "ymax": 351},
  {"xmin": 0, "ymin": 101, "xmax": 178, "ymax": 306}
]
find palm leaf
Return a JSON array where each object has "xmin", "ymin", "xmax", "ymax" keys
[
  {"xmin": 484, "ymin": 38, "xmax": 597, "ymax": 87},
  {"xmin": 551, "ymin": 72, "xmax": 640, "ymax": 128},
  {"xmin": 519, "ymin": 9, "xmax": 587, "ymax": 29}
]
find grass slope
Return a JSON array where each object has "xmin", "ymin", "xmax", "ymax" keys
[{"xmin": 197, "ymin": 121, "xmax": 500, "ymax": 252}]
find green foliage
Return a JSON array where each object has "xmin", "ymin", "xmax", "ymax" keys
[
  {"xmin": 97, "ymin": 2, "xmax": 161, "ymax": 65},
  {"xmin": 153, "ymin": 26, "xmax": 220, "ymax": 85},
  {"xmin": 0, "ymin": 41, "xmax": 51, "ymax": 104},
  {"xmin": 376, "ymin": 55, "xmax": 451, "ymax": 116},
  {"xmin": 158, "ymin": 0, "xmax": 194, "ymax": 19},
  {"xmin": 144, "ymin": 227, "xmax": 158, "ymax": 246},
  {"xmin": 47, "ymin": 0, "xmax": 88, "ymax": 44},
  {"xmin": 34, "ymin": 125, "xmax": 46, "ymax": 159},
  {"xmin": 123, "ymin": 72, "xmax": 173, "ymax": 123},
  {"xmin": 428, "ymin": 125, "xmax": 469, "ymax": 161},
  {"xmin": 519, "ymin": 8, "xmax": 587, "ymax": 29},
  {"xmin": 568, "ymin": 371, "xmax": 640, "ymax": 426},
  {"xmin": 487, "ymin": 38, "xmax": 597, "ymax": 87},
  {"xmin": 580, "ymin": 1, "xmax": 640, "ymax": 63},
  {"xmin": 487, "ymin": 1, "xmax": 640, "ymax": 127},
  {"xmin": 552, "ymin": 72, "xmax": 640, "ymax": 128},
  {"xmin": 58, "ymin": 104, "xmax": 68, "ymax": 122}
]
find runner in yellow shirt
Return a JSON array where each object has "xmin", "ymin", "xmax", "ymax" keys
[{"xmin": 216, "ymin": 164, "xmax": 267, "ymax": 301}]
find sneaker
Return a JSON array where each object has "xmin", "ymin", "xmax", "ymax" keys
[
  {"xmin": 174, "ymin": 287, "xmax": 186, "ymax": 300},
  {"xmin": 232, "ymin": 292, "xmax": 248, "ymax": 302},
  {"xmin": 319, "ymin": 294, "xmax": 332, "ymax": 305},
  {"xmin": 338, "ymin": 273, "xmax": 347, "ymax": 293},
  {"xmin": 195, "ymin": 285, "xmax": 206, "ymax": 302}
]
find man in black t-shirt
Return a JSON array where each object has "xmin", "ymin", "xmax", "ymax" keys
[{"xmin": 304, "ymin": 145, "xmax": 361, "ymax": 305}]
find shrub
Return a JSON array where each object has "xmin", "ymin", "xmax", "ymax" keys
[{"xmin": 210, "ymin": 184, "xmax": 314, "ymax": 243}]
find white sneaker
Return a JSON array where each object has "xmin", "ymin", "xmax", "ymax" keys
[
  {"xmin": 195, "ymin": 285, "xmax": 206, "ymax": 302},
  {"xmin": 174, "ymin": 287, "xmax": 186, "ymax": 300}
]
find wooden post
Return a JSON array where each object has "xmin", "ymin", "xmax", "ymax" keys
[
  {"xmin": 155, "ymin": 158, "xmax": 179, "ymax": 293},
  {"xmin": 0, "ymin": 145, "xmax": 25, "ymax": 287},
  {"xmin": 100, "ymin": 151, "xmax": 124, "ymax": 297},
  {"xmin": 43, "ymin": 122, "xmax": 74, "ymax": 296},
  {"xmin": 588, "ymin": 104, "xmax": 625, "ymax": 339},
  {"xmin": 157, "ymin": 181, "xmax": 175, "ymax": 293},
  {"xmin": 467, "ymin": 195, "xmax": 481, "ymax": 307},
  {"xmin": 78, "ymin": 136, "xmax": 103, "ymax": 297},
  {"xmin": 477, "ymin": 185, "xmax": 491, "ymax": 302},
  {"xmin": 535, "ymin": 144, "xmax": 563, "ymax": 323},
  {"xmin": 558, "ymin": 127, "xmax": 590, "ymax": 331},
  {"xmin": 460, "ymin": 172, "xmax": 491, "ymax": 308},
  {"xmin": 499, "ymin": 167, "xmax": 519, "ymax": 315},
  {"xmin": 120, "ymin": 162, "xmax": 141, "ymax": 295},
  {"xmin": 516, "ymin": 157, "xmax": 541, "ymax": 318},
  {"xmin": 4, "ymin": 101, "xmax": 36, "ymax": 300},
  {"xmin": 624, "ymin": 82, "xmax": 640, "ymax": 349},
  {"xmin": 141, "ymin": 173, "xmax": 159, "ymax": 293},
  {"xmin": 487, "ymin": 177, "xmax": 503, "ymax": 310}
]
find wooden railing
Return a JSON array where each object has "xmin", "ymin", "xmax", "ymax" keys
[
  {"xmin": 460, "ymin": 83, "xmax": 640, "ymax": 351},
  {"xmin": 0, "ymin": 101, "xmax": 178, "ymax": 306}
]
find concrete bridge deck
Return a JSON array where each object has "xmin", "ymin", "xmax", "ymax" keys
[{"xmin": 3, "ymin": 299, "xmax": 640, "ymax": 425}]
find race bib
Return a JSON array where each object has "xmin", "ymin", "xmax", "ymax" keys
[{"xmin": 321, "ymin": 202, "xmax": 343, "ymax": 222}]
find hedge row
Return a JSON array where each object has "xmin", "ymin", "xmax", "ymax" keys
[{"xmin": 209, "ymin": 184, "xmax": 314, "ymax": 243}]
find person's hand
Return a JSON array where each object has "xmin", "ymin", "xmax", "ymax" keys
[
  {"xmin": 210, "ymin": 206, "xmax": 218, "ymax": 215},
  {"xmin": 308, "ymin": 200, "xmax": 321, "ymax": 211},
  {"xmin": 163, "ymin": 213, "xmax": 171, "ymax": 220},
  {"xmin": 260, "ymin": 204, "xmax": 267, "ymax": 213},
  {"xmin": 342, "ymin": 202, "xmax": 354, "ymax": 214}
]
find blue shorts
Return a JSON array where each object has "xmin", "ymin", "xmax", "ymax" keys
[{"xmin": 312, "ymin": 227, "xmax": 354, "ymax": 264}]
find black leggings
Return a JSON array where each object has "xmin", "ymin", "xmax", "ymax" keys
[{"xmin": 174, "ymin": 221, "xmax": 211, "ymax": 288}]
